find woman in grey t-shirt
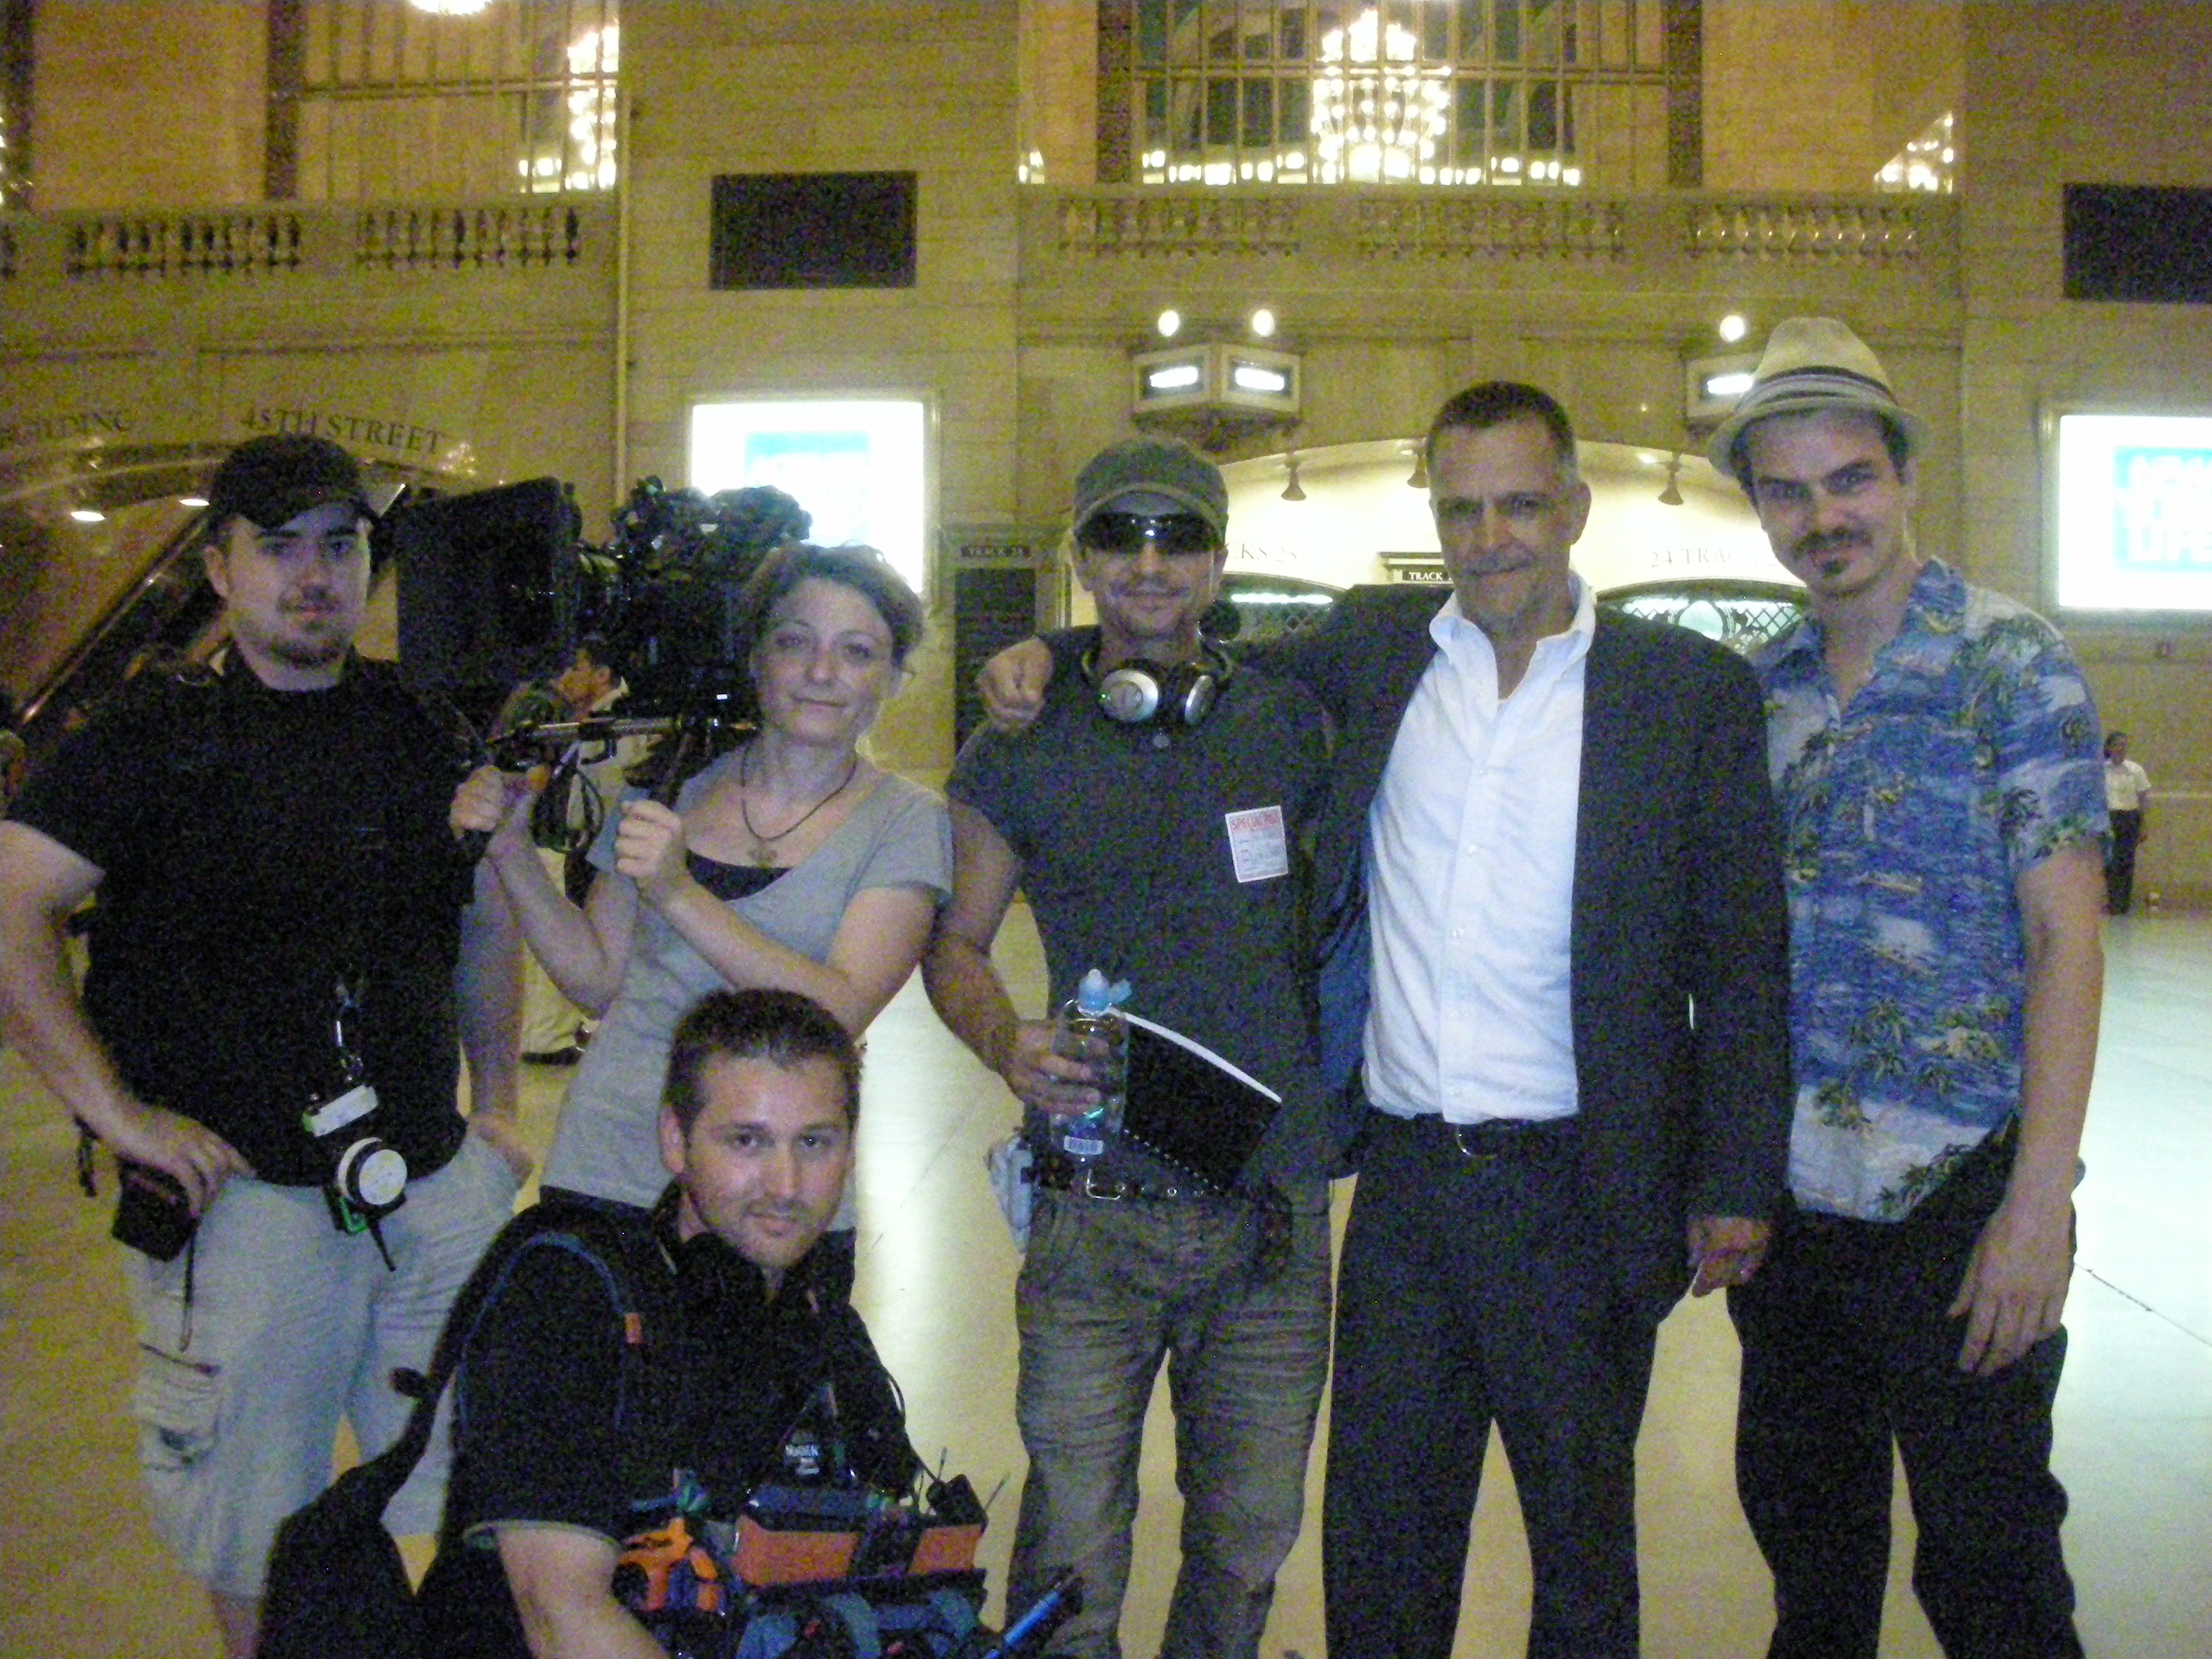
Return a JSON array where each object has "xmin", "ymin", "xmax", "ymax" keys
[{"xmin": 454, "ymin": 544, "xmax": 950, "ymax": 1208}]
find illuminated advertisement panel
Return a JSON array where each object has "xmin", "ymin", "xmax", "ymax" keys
[
  {"xmin": 688, "ymin": 399, "xmax": 929, "ymax": 593},
  {"xmin": 2054, "ymin": 413, "xmax": 2212, "ymax": 611}
]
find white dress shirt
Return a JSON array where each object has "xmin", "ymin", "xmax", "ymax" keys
[
  {"xmin": 1362, "ymin": 577, "xmax": 1594, "ymax": 1123},
  {"xmin": 2104, "ymin": 757, "xmax": 2151, "ymax": 812}
]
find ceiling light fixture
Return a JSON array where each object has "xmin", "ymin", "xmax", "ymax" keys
[
  {"xmin": 1406, "ymin": 448, "xmax": 1429, "ymax": 490},
  {"xmin": 1718, "ymin": 313, "xmax": 1748, "ymax": 343},
  {"xmin": 1658, "ymin": 453, "xmax": 1685, "ymax": 507},
  {"xmin": 1156, "ymin": 308, "xmax": 1182, "ymax": 339},
  {"xmin": 1282, "ymin": 454, "xmax": 1307, "ymax": 501},
  {"xmin": 1250, "ymin": 307, "xmax": 1277, "ymax": 338}
]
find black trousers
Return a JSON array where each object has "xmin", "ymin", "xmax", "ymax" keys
[
  {"xmin": 2104, "ymin": 809, "xmax": 2142, "ymax": 913},
  {"xmin": 1729, "ymin": 1132, "xmax": 2082, "ymax": 1659},
  {"xmin": 1323, "ymin": 1114, "xmax": 1657, "ymax": 1659}
]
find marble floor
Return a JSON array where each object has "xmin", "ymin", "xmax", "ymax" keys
[{"xmin": 2, "ymin": 910, "xmax": 2207, "ymax": 1657}]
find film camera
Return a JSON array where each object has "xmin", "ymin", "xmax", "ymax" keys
[{"xmin": 390, "ymin": 473, "xmax": 811, "ymax": 742}]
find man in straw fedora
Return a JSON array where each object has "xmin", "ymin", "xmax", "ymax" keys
[{"xmin": 1713, "ymin": 318, "xmax": 2108, "ymax": 1658}]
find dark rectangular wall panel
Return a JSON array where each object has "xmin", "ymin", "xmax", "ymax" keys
[
  {"xmin": 952, "ymin": 566, "xmax": 1040, "ymax": 752},
  {"xmin": 2064, "ymin": 184, "xmax": 2212, "ymax": 304},
  {"xmin": 709, "ymin": 171, "xmax": 917, "ymax": 290}
]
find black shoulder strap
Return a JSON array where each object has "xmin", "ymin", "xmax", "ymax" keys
[{"xmin": 360, "ymin": 1201, "xmax": 667, "ymax": 1520}]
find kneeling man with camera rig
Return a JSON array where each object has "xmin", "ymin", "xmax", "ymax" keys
[
  {"xmin": 0, "ymin": 433, "xmax": 529, "ymax": 1657},
  {"xmin": 421, "ymin": 988, "xmax": 935, "ymax": 1659}
]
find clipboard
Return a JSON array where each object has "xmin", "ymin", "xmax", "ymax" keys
[{"xmin": 1118, "ymin": 1013, "xmax": 1283, "ymax": 1193}]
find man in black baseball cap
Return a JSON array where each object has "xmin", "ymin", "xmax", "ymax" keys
[
  {"xmin": 205, "ymin": 433, "xmax": 380, "ymax": 539},
  {"xmin": 0, "ymin": 428, "xmax": 527, "ymax": 1654}
]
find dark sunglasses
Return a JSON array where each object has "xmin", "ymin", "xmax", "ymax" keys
[{"xmin": 1077, "ymin": 513, "xmax": 1219, "ymax": 557}]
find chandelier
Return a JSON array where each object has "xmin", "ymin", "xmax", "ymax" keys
[{"xmin": 1310, "ymin": 7, "xmax": 1447, "ymax": 184}]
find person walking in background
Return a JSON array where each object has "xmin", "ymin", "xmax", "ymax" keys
[{"xmin": 2102, "ymin": 730, "xmax": 2152, "ymax": 914}]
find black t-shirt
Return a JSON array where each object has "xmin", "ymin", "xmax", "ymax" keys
[
  {"xmin": 429, "ymin": 1199, "xmax": 919, "ymax": 1659},
  {"xmin": 947, "ymin": 638, "xmax": 1334, "ymax": 1182},
  {"xmin": 7, "ymin": 656, "xmax": 480, "ymax": 1183}
]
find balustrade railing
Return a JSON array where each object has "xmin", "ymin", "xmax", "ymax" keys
[
  {"xmin": 1686, "ymin": 197, "xmax": 1936, "ymax": 263},
  {"xmin": 64, "ymin": 211, "xmax": 305, "ymax": 278},
  {"xmin": 1057, "ymin": 193, "xmax": 1300, "ymax": 257},
  {"xmin": 1354, "ymin": 196, "xmax": 1628, "ymax": 261},
  {"xmin": 0, "ymin": 196, "xmax": 606, "ymax": 287},
  {"xmin": 1033, "ymin": 186, "xmax": 1956, "ymax": 282},
  {"xmin": 355, "ymin": 202, "xmax": 587, "ymax": 271}
]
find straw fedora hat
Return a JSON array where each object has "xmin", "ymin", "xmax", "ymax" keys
[{"xmin": 1707, "ymin": 317, "xmax": 1933, "ymax": 482}]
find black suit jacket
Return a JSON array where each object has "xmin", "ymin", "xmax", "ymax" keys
[{"xmin": 1262, "ymin": 584, "xmax": 1794, "ymax": 1319}]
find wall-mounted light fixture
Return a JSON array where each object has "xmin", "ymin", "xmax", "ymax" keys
[
  {"xmin": 1717, "ymin": 313, "xmax": 1748, "ymax": 344},
  {"xmin": 1156, "ymin": 308, "xmax": 1182, "ymax": 339},
  {"xmin": 1249, "ymin": 307, "xmax": 1277, "ymax": 339},
  {"xmin": 1130, "ymin": 339, "xmax": 1303, "ymax": 454},
  {"xmin": 1683, "ymin": 351, "xmax": 1761, "ymax": 431}
]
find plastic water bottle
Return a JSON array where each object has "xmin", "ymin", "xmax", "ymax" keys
[{"xmin": 1052, "ymin": 968, "xmax": 1129, "ymax": 1161}]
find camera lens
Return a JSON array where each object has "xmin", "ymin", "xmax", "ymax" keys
[{"xmin": 337, "ymin": 1140, "xmax": 408, "ymax": 1209}]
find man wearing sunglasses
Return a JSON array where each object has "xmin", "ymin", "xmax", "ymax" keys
[
  {"xmin": 925, "ymin": 437, "xmax": 1336, "ymax": 1659},
  {"xmin": 977, "ymin": 388, "xmax": 1793, "ymax": 1657}
]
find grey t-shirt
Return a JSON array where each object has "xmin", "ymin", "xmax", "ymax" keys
[
  {"xmin": 541, "ymin": 758, "xmax": 952, "ymax": 1207},
  {"xmin": 948, "ymin": 644, "xmax": 1333, "ymax": 1184}
]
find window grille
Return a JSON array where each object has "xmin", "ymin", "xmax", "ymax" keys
[
  {"xmin": 278, "ymin": 0, "xmax": 619, "ymax": 202},
  {"xmin": 1128, "ymin": 1, "xmax": 1671, "ymax": 189}
]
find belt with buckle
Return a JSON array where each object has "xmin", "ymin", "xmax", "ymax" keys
[
  {"xmin": 1033, "ymin": 1152, "xmax": 1210, "ymax": 1202},
  {"xmin": 1390, "ymin": 1112, "xmax": 1578, "ymax": 1159}
]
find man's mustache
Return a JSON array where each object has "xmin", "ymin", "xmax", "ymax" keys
[{"xmin": 1791, "ymin": 529, "xmax": 1868, "ymax": 562}]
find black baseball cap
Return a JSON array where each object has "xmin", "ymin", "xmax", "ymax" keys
[{"xmin": 205, "ymin": 434, "xmax": 377, "ymax": 534}]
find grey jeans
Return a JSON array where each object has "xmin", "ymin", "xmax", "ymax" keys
[{"xmin": 1008, "ymin": 1179, "xmax": 1333, "ymax": 1659}]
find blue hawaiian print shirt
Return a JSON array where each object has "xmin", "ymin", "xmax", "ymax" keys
[{"xmin": 1756, "ymin": 559, "xmax": 2106, "ymax": 1221}]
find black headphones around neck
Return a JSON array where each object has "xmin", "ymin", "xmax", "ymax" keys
[{"xmin": 1084, "ymin": 641, "xmax": 1231, "ymax": 731}]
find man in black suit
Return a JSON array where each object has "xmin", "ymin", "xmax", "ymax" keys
[
  {"xmin": 1288, "ymin": 383, "xmax": 1790, "ymax": 1658},
  {"xmin": 979, "ymin": 382, "xmax": 1791, "ymax": 1658}
]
